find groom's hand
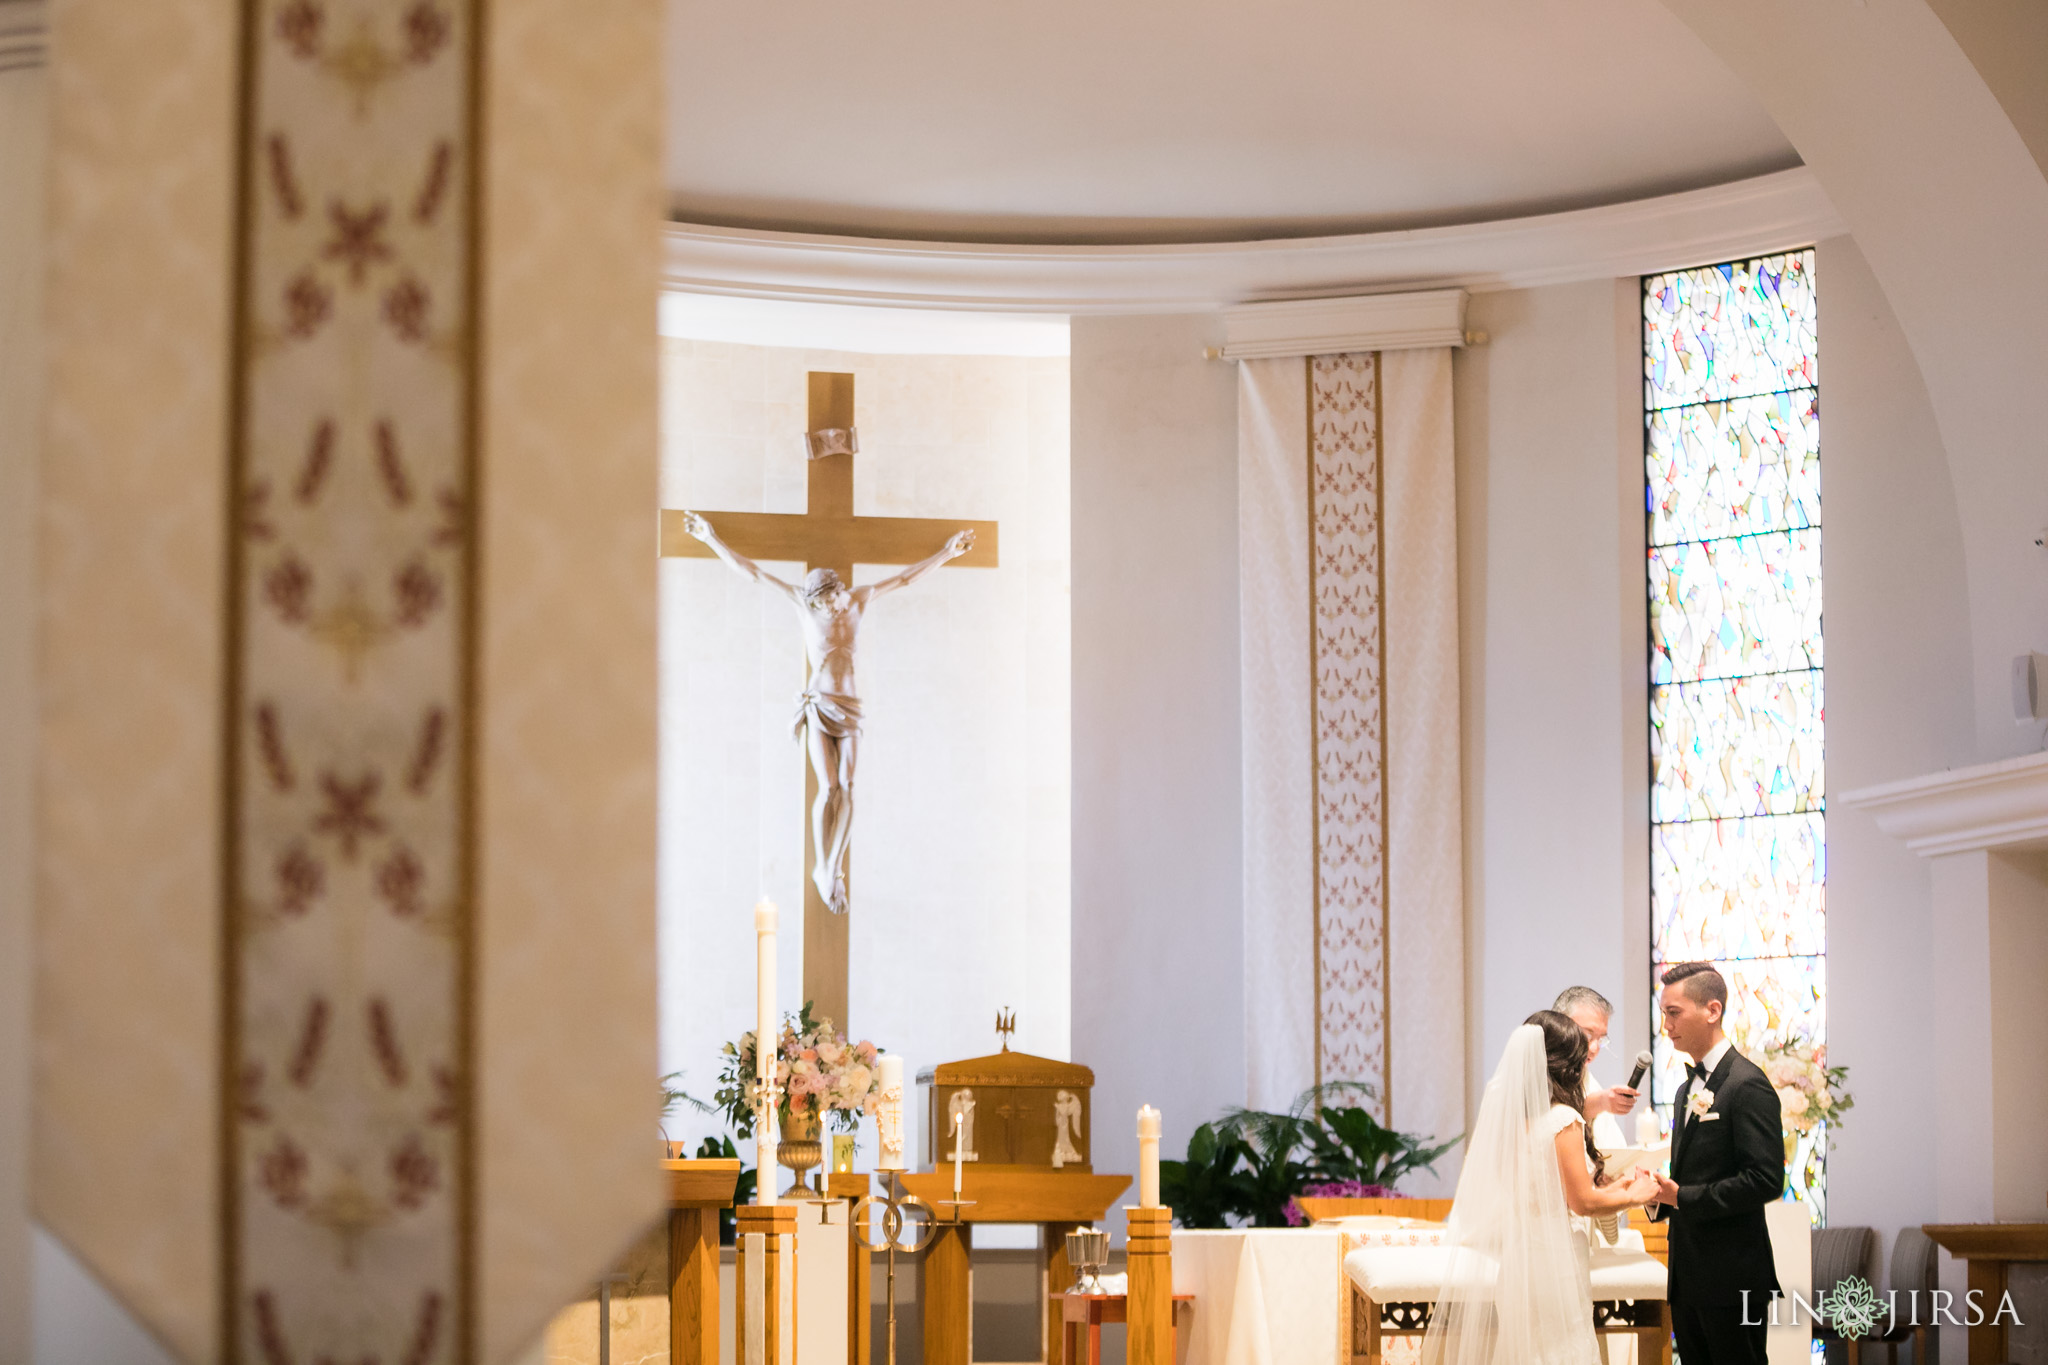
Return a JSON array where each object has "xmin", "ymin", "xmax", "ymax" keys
[{"xmin": 1652, "ymin": 1174, "xmax": 1680, "ymax": 1207}]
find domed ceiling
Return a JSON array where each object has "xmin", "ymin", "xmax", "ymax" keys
[{"xmin": 665, "ymin": 0, "xmax": 1796, "ymax": 245}]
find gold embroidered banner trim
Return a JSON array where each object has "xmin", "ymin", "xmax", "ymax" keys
[
  {"xmin": 1307, "ymin": 352, "xmax": 1391, "ymax": 1113},
  {"xmin": 223, "ymin": 1, "xmax": 481, "ymax": 1359}
]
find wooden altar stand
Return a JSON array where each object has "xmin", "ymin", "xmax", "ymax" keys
[
  {"xmin": 898, "ymin": 1168, "xmax": 1131, "ymax": 1365},
  {"xmin": 663, "ymin": 1156, "xmax": 740, "ymax": 1365},
  {"xmin": 1924, "ymin": 1223, "xmax": 2048, "ymax": 1365}
]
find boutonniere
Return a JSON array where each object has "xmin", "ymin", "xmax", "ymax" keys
[{"xmin": 1686, "ymin": 1089, "xmax": 1716, "ymax": 1119}]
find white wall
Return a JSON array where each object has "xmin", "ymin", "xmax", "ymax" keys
[
  {"xmin": 1810, "ymin": 235, "xmax": 1974, "ymax": 1245},
  {"xmin": 31, "ymin": 1231, "xmax": 176, "ymax": 1365},
  {"xmin": 1453, "ymin": 278, "xmax": 1652, "ymax": 1107},
  {"xmin": 1069, "ymin": 313, "xmax": 1245, "ymax": 1238}
]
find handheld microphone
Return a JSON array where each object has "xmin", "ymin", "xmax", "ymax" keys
[{"xmin": 1626, "ymin": 1050, "xmax": 1653, "ymax": 1091}]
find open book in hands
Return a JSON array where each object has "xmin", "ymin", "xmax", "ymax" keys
[{"xmin": 1596, "ymin": 1138, "xmax": 1672, "ymax": 1181}]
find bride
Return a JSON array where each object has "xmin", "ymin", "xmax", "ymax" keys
[{"xmin": 1423, "ymin": 1010, "xmax": 1659, "ymax": 1365}]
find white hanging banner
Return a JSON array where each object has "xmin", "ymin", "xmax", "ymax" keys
[{"xmin": 1237, "ymin": 349, "xmax": 1466, "ymax": 1165}]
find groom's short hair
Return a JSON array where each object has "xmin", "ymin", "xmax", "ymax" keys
[
  {"xmin": 1553, "ymin": 986, "xmax": 1612, "ymax": 1018},
  {"xmin": 1661, "ymin": 961, "xmax": 1728, "ymax": 1008}
]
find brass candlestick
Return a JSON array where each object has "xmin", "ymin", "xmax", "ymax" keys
[{"xmin": 853, "ymin": 1171, "xmax": 937, "ymax": 1365}]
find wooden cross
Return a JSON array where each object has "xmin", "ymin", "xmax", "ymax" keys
[{"xmin": 659, "ymin": 372, "xmax": 999, "ymax": 1031}]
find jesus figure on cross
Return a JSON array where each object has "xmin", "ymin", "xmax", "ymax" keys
[{"xmin": 679, "ymin": 510, "xmax": 975, "ymax": 914}]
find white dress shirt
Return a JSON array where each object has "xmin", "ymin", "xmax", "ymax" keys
[{"xmin": 1689, "ymin": 1036, "xmax": 1733, "ymax": 1095}]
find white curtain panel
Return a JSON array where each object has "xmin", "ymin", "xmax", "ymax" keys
[{"xmin": 1238, "ymin": 350, "xmax": 1465, "ymax": 1163}]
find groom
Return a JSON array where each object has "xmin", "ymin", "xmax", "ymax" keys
[{"xmin": 1648, "ymin": 962, "xmax": 1784, "ymax": 1365}]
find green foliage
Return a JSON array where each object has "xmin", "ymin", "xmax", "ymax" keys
[
  {"xmin": 1158, "ymin": 1122, "xmax": 1261, "ymax": 1229},
  {"xmin": 693, "ymin": 1134, "xmax": 757, "ymax": 1246},
  {"xmin": 1290, "ymin": 1084, "xmax": 1462, "ymax": 1190},
  {"xmin": 1159, "ymin": 1084, "xmax": 1461, "ymax": 1229},
  {"xmin": 661, "ymin": 1071, "xmax": 714, "ymax": 1121}
]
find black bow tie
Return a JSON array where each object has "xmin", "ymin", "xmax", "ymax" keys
[{"xmin": 1686, "ymin": 1063, "xmax": 1708, "ymax": 1082}]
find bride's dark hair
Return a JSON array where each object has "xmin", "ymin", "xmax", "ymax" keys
[{"xmin": 1526, "ymin": 1009, "xmax": 1607, "ymax": 1185}]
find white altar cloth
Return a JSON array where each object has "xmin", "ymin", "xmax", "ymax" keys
[
  {"xmin": 1170, "ymin": 1228, "xmax": 1348, "ymax": 1365},
  {"xmin": 793, "ymin": 1198, "xmax": 848, "ymax": 1365}
]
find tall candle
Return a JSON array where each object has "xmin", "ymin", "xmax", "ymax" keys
[
  {"xmin": 1137, "ymin": 1105, "xmax": 1162, "ymax": 1208},
  {"xmin": 951, "ymin": 1110, "xmax": 965, "ymax": 1198},
  {"xmin": 876, "ymin": 1055, "xmax": 906, "ymax": 1171},
  {"xmin": 754, "ymin": 898, "xmax": 778, "ymax": 1206}
]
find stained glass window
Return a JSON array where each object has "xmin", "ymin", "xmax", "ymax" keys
[{"xmin": 1644, "ymin": 250, "xmax": 1827, "ymax": 1220}]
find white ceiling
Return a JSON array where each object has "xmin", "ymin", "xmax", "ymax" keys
[{"xmin": 665, "ymin": 0, "xmax": 1797, "ymax": 246}]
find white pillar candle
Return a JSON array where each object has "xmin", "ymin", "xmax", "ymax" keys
[
  {"xmin": 876, "ymin": 1054, "xmax": 906, "ymax": 1171},
  {"xmin": 754, "ymin": 898, "xmax": 778, "ymax": 1206},
  {"xmin": 951, "ymin": 1109, "xmax": 965, "ymax": 1198},
  {"xmin": 1137, "ymin": 1105, "xmax": 1162, "ymax": 1208}
]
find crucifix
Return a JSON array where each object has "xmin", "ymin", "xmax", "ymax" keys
[{"xmin": 660, "ymin": 372, "xmax": 999, "ymax": 1030}]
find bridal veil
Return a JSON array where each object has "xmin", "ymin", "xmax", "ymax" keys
[{"xmin": 1422, "ymin": 1023, "xmax": 1599, "ymax": 1365}]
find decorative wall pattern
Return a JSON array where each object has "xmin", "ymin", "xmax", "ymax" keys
[
  {"xmin": 227, "ymin": 2, "xmax": 478, "ymax": 1359},
  {"xmin": 1308, "ymin": 353, "xmax": 1390, "ymax": 1100}
]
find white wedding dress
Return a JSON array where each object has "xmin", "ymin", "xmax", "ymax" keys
[{"xmin": 1422, "ymin": 1024, "xmax": 1599, "ymax": 1365}]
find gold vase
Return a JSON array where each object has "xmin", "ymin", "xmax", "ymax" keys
[{"xmin": 778, "ymin": 1111, "xmax": 825, "ymax": 1198}]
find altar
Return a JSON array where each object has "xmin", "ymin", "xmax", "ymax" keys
[{"xmin": 1172, "ymin": 1227, "xmax": 1350, "ymax": 1365}]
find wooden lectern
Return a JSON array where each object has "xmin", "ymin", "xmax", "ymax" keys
[
  {"xmin": 664, "ymin": 1157, "xmax": 741, "ymax": 1365},
  {"xmin": 1923, "ymin": 1223, "xmax": 2048, "ymax": 1365}
]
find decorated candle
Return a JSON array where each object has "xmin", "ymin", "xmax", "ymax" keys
[
  {"xmin": 1137, "ymin": 1105, "xmax": 1162, "ymax": 1208},
  {"xmin": 876, "ymin": 1054, "xmax": 906, "ymax": 1171},
  {"xmin": 754, "ymin": 898, "xmax": 778, "ymax": 1205}
]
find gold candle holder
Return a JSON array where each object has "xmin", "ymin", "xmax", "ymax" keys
[{"xmin": 853, "ymin": 1171, "xmax": 937, "ymax": 1365}]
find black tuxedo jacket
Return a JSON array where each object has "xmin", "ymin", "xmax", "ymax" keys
[{"xmin": 1651, "ymin": 1045, "xmax": 1783, "ymax": 1309}]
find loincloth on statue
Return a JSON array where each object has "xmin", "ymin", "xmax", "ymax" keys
[{"xmin": 791, "ymin": 690, "xmax": 863, "ymax": 742}]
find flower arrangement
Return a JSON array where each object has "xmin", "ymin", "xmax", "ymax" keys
[
  {"xmin": 714, "ymin": 1002, "xmax": 881, "ymax": 1137},
  {"xmin": 1761, "ymin": 1037, "xmax": 1853, "ymax": 1142}
]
